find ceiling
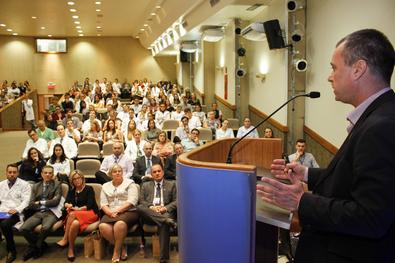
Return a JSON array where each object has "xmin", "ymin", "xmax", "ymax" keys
[{"xmin": 0, "ymin": 0, "xmax": 271, "ymax": 52}]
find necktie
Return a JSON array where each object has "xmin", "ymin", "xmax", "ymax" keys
[
  {"xmin": 147, "ymin": 158, "xmax": 152, "ymax": 169},
  {"xmin": 137, "ymin": 147, "xmax": 142, "ymax": 158},
  {"xmin": 114, "ymin": 155, "xmax": 119, "ymax": 163},
  {"xmin": 156, "ymin": 183, "xmax": 161, "ymax": 204},
  {"xmin": 60, "ymin": 138, "xmax": 63, "ymax": 144},
  {"xmin": 8, "ymin": 181, "xmax": 14, "ymax": 189}
]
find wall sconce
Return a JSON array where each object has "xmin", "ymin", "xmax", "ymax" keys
[
  {"xmin": 256, "ymin": 73, "xmax": 266, "ymax": 82},
  {"xmin": 287, "ymin": 0, "xmax": 305, "ymax": 12}
]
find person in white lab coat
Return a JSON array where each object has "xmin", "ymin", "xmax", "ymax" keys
[{"xmin": 22, "ymin": 98, "xmax": 36, "ymax": 129}]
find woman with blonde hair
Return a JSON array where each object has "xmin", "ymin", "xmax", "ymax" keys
[
  {"xmin": 57, "ymin": 170, "xmax": 99, "ymax": 261},
  {"xmin": 99, "ymin": 164, "xmax": 139, "ymax": 263}
]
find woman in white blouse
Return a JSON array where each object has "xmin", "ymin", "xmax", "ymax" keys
[
  {"xmin": 215, "ymin": 119, "xmax": 235, "ymax": 139},
  {"xmin": 99, "ymin": 164, "xmax": 139, "ymax": 262},
  {"xmin": 47, "ymin": 143, "xmax": 71, "ymax": 183}
]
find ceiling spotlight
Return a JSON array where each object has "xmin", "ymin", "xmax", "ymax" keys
[
  {"xmin": 144, "ymin": 24, "xmax": 148, "ymax": 27},
  {"xmin": 95, "ymin": 1, "xmax": 101, "ymax": 4},
  {"xmin": 0, "ymin": 24, "xmax": 6, "ymax": 27},
  {"xmin": 75, "ymin": 26, "xmax": 81, "ymax": 29},
  {"xmin": 151, "ymin": 12, "xmax": 156, "ymax": 16},
  {"xmin": 287, "ymin": 0, "xmax": 304, "ymax": 12},
  {"xmin": 41, "ymin": 27, "xmax": 45, "ymax": 29},
  {"xmin": 70, "ymin": 9, "xmax": 77, "ymax": 12},
  {"xmin": 140, "ymin": 28, "xmax": 145, "ymax": 31},
  {"xmin": 79, "ymin": 34, "xmax": 84, "ymax": 36},
  {"xmin": 48, "ymin": 34, "xmax": 52, "ymax": 37},
  {"xmin": 155, "ymin": 5, "xmax": 161, "ymax": 9},
  {"xmin": 31, "ymin": 16, "xmax": 37, "ymax": 19},
  {"xmin": 12, "ymin": 33, "xmax": 18, "ymax": 36},
  {"xmin": 96, "ymin": 26, "xmax": 101, "ymax": 29},
  {"xmin": 97, "ymin": 34, "xmax": 101, "ymax": 36},
  {"xmin": 6, "ymin": 29, "xmax": 12, "ymax": 32},
  {"xmin": 96, "ymin": 9, "xmax": 101, "ymax": 12},
  {"xmin": 78, "ymin": 30, "xmax": 83, "ymax": 33},
  {"xmin": 74, "ymin": 21, "xmax": 80, "ymax": 24},
  {"xmin": 72, "ymin": 15, "xmax": 79, "ymax": 19},
  {"xmin": 67, "ymin": 1, "xmax": 75, "ymax": 5},
  {"xmin": 294, "ymin": 59, "xmax": 308, "ymax": 72}
]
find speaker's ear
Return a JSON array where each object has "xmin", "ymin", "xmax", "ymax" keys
[{"xmin": 263, "ymin": 20, "xmax": 285, "ymax": 49}]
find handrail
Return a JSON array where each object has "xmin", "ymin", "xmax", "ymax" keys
[{"xmin": 0, "ymin": 89, "xmax": 36, "ymax": 113}]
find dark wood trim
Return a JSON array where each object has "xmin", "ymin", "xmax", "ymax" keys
[
  {"xmin": 214, "ymin": 94, "xmax": 236, "ymax": 111},
  {"xmin": 249, "ymin": 105, "xmax": 288, "ymax": 133},
  {"xmin": 304, "ymin": 125, "xmax": 338, "ymax": 154}
]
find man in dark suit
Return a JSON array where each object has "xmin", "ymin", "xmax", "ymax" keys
[
  {"xmin": 163, "ymin": 142, "xmax": 183, "ymax": 180},
  {"xmin": 257, "ymin": 29, "xmax": 395, "ymax": 263},
  {"xmin": 132, "ymin": 142, "xmax": 161, "ymax": 184},
  {"xmin": 20, "ymin": 165, "xmax": 62, "ymax": 260},
  {"xmin": 137, "ymin": 164, "xmax": 177, "ymax": 263}
]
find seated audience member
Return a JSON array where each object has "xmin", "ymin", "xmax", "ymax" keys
[
  {"xmin": 125, "ymin": 129, "xmax": 147, "ymax": 163},
  {"xmin": 192, "ymin": 104, "xmax": 206, "ymax": 124},
  {"xmin": 181, "ymin": 128, "xmax": 203, "ymax": 152},
  {"xmin": 65, "ymin": 119, "xmax": 81, "ymax": 143},
  {"xmin": 20, "ymin": 166, "xmax": 62, "ymax": 260},
  {"xmin": 288, "ymin": 138, "xmax": 319, "ymax": 168},
  {"xmin": 171, "ymin": 105, "xmax": 184, "ymax": 121},
  {"xmin": 205, "ymin": 111, "xmax": 221, "ymax": 138},
  {"xmin": 99, "ymin": 164, "xmax": 139, "ymax": 262},
  {"xmin": 179, "ymin": 95, "xmax": 191, "ymax": 110},
  {"xmin": 184, "ymin": 108, "xmax": 201, "ymax": 130},
  {"xmin": 57, "ymin": 170, "xmax": 99, "ymax": 261},
  {"xmin": 47, "ymin": 143, "xmax": 71, "ymax": 184},
  {"xmin": 95, "ymin": 142, "xmax": 134, "ymax": 184},
  {"xmin": 140, "ymin": 111, "xmax": 157, "ymax": 131},
  {"xmin": 215, "ymin": 119, "xmax": 235, "ymax": 139},
  {"xmin": 46, "ymin": 114, "xmax": 58, "ymax": 130},
  {"xmin": 117, "ymin": 104, "xmax": 130, "ymax": 125},
  {"xmin": 188, "ymin": 93, "xmax": 200, "ymax": 106},
  {"xmin": 19, "ymin": 147, "xmax": 46, "ymax": 183},
  {"xmin": 137, "ymin": 164, "xmax": 177, "ymax": 263},
  {"xmin": 263, "ymin": 127, "xmax": 274, "ymax": 138},
  {"xmin": 121, "ymin": 109, "xmax": 139, "ymax": 134},
  {"xmin": 22, "ymin": 129, "xmax": 49, "ymax": 159},
  {"xmin": 81, "ymin": 110, "xmax": 101, "ymax": 134},
  {"xmin": 236, "ymin": 117, "xmax": 259, "ymax": 138},
  {"xmin": 49, "ymin": 124, "xmax": 78, "ymax": 159},
  {"xmin": 144, "ymin": 119, "xmax": 161, "ymax": 143},
  {"xmin": 61, "ymin": 93, "xmax": 74, "ymax": 113},
  {"xmin": 175, "ymin": 116, "xmax": 190, "ymax": 141},
  {"xmin": 132, "ymin": 142, "xmax": 161, "ymax": 184},
  {"xmin": 92, "ymin": 94, "xmax": 104, "ymax": 110},
  {"xmin": 103, "ymin": 119, "xmax": 123, "ymax": 144},
  {"xmin": 211, "ymin": 102, "xmax": 222, "ymax": 121},
  {"xmin": 164, "ymin": 143, "xmax": 184, "ymax": 180},
  {"xmin": 106, "ymin": 94, "xmax": 122, "ymax": 113},
  {"xmin": 52, "ymin": 105, "xmax": 65, "ymax": 124},
  {"xmin": 82, "ymin": 120, "xmax": 103, "ymax": 144},
  {"xmin": 130, "ymin": 97, "xmax": 142, "ymax": 115},
  {"xmin": 0, "ymin": 164, "xmax": 31, "ymax": 263},
  {"xmin": 62, "ymin": 109, "xmax": 81, "ymax": 130},
  {"xmin": 123, "ymin": 120, "xmax": 137, "ymax": 145},
  {"xmin": 152, "ymin": 131, "xmax": 174, "ymax": 159},
  {"xmin": 137, "ymin": 104, "xmax": 148, "ymax": 125},
  {"xmin": 155, "ymin": 102, "xmax": 171, "ymax": 129}
]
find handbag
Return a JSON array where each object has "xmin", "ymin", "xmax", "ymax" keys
[
  {"xmin": 93, "ymin": 230, "xmax": 105, "ymax": 260},
  {"xmin": 83, "ymin": 233, "xmax": 94, "ymax": 258}
]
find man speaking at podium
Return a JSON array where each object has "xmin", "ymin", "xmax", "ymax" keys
[{"xmin": 257, "ymin": 29, "xmax": 395, "ymax": 263}]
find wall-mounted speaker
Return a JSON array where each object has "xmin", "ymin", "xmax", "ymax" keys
[{"xmin": 263, "ymin": 20, "xmax": 285, "ymax": 50}]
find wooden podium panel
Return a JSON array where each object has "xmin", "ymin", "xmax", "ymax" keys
[{"xmin": 177, "ymin": 138, "xmax": 290, "ymax": 263}]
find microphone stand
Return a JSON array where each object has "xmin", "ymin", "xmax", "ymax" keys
[{"xmin": 226, "ymin": 93, "xmax": 313, "ymax": 164}]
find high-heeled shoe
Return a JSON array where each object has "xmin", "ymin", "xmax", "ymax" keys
[
  {"xmin": 111, "ymin": 258, "xmax": 120, "ymax": 263},
  {"xmin": 120, "ymin": 246, "xmax": 128, "ymax": 261},
  {"xmin": 67, "ymin": 256, "xmax": 75, "ymax": 262}
]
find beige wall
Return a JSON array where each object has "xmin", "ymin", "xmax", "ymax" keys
[
  {"xmin": 0, "ymin": 36, "xmax": 176, "ymax": 94},
  {"xmin": 305, "ymin": 0, "xmax": 395, "ymax": 148}
]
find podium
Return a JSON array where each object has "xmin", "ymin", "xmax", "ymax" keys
[{"xmin": 177, "ymin": 138, "xmax": 292, "ymax": 263}]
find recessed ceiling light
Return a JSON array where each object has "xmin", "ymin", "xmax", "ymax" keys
[
  {"xmin": 155, "ymin": 5, "xmax": 161, "ymax": 9},
  {"xmin": 74, "ymin": 21, "xmax": 80, "ymax": 24},
  {"xmin": 140, "ymin": 28, "xmax": 145, "ymax": 31},
  {"xmin": 144, "ymin": 24, "xmax": 148, "ymax": 27},
  {"xmin": 96, "ymin": 9, "xmax": 101, "ymax": 12},
  {"xmin": 96, "ymin": 26, "xmax": 101, "ymax": 29},
  {"xmin": 78, "ymin": 30, "xmax": 83, "ymax": 33},
  {"xmin": 97, "ymin": 34, "xmax": 101, "ymax": 36},
  {"xmin": 79, "ymin": 34, "xmax": 84, "ymax": 36},
  {"xmin": 135, "ymin": 36, "xmax": 140, "ymax": 39},
  {"xmin": 6, "ymin": 29, "xmax": 12, "ymax": 32},
  {"xmin": 0, "ymin": 24, "xmax": 6, "ymax": 27},
  {"xmin": 12, "ymin": 33, "xmax": 18, "ymax": 36},
  {"xmin": 48, "ymin": 34, "xmax": 52, "ymax": 37},
  {"xmin": 75, "ymin": 26, "xmax": 81, "ymax": 29},
  {"xmin": 151, "ymin": 12, "xmax": 156, "ymax": 16},
  {"xmin": 70, "ymin": 9, "xmax": 77, "ymax": 12},
  {"xmin": 95, "ymin": 1, "xmax": 101, "ymax": 4},
  {"xmin": 31, "ymin": 16, "xmax": 37, "ymax": 19},
  {"xmin": 41, "ymin": 26, "xmax": 46, "ymax": 29},
  {"xmin": 72, "ymin": 15, "xmax": 79, "ymax": 19},
  {"xmin": 67, "ymin": 1, "xmax": 75, "ymax": 5}
]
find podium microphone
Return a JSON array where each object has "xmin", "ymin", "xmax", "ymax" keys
[{"xmin": 226, "ymin": 91, "xmax": 320, "ymax": 164}]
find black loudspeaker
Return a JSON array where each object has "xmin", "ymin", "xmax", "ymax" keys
[
  {"xmin": 180, "ymin": 51, "xmax": 192, "ymax": 62},
  {"xmin": 263, "ymin": 19, "xmax": 285, "ymax": 50}
]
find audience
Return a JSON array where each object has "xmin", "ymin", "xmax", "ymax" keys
[
  {"xmin": 99, "ymin": 164, "xmax": 139, "ymax": 262},
  {"xmin": 152, "ymin": 131, "xmax": 174, "ymax": 159},
  {"xmin": 288, "ymin": 138, "xmax": 319, "ymax": 168},
  {"xmin": 22, "ymin": 129, "xmax": 49, "ymax": 159},
  {"xmin": 215, "ymin": 119, "xmax": 234, "ymax": 139},
  {"xmin": 49, "ymin": 124, "xmax": 78, "ymax": 159},
  {"xmin": 144, "ymin": 119, "xmax": 161, "ymax": 143},
  {"xmin": 124, "ymin": 129, "xmax": 147, "ymax": 163},
  {"xmin": 181, "ymin": 128, "xmax": 203, "ymax": 152},
  {"xmin": 132, "ymin": 142, "xmax": 161, "ymax": 184},
  {"xmin": 19, "ymin": 147, "xmax": 46, "ymax": 183},
  {"xmin": 236, "ymin": 117, "xmax": 259, "ymax": 138},
  {"xmin": 263, "ymin": 127, "xmax": 274, "ymax": 138},
  {"xmin": 46, "ymin": 143, "xmax": 71, "ymax": 183},
  {"xmin": 0, "ymin": 164, "xmax": 31, "ymax": 263}
]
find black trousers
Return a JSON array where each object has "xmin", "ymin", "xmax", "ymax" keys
[
  {"xmin": 95, "ymin": 170, "xmax": 111, "ymax": 184},
  {"xmin": 0, "ymin": 214, "xmax": 20, "ymax": 253}
]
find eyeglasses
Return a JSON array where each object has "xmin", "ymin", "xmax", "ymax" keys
[{"xmin": 72, "ymin": 176, "xmax": 82, "ymax": 181}]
